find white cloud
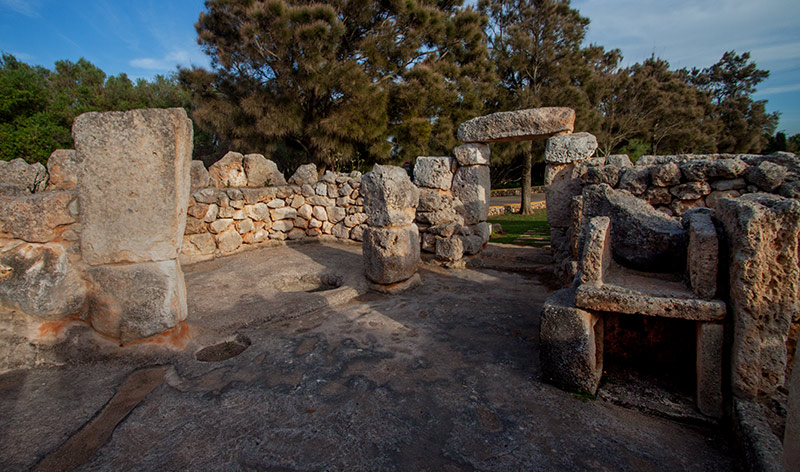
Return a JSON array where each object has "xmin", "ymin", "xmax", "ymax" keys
[
  {"xmin": 0, "ymin": 0, "xmax": 40, "ymax": 17},
  {"xmin": 755, "ymin": 83, "xmax": 800, "ymax": 96},
  {"xmin": 130, "ymin": 48, "xmax": 207, "ymax": 71}
]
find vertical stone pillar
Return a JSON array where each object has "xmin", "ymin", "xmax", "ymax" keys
[
  {"xmin": 784, "ymin": 348, "xmax": 800, "ymax": 471},
  {"xmin": 544, "ymin": 132, "xmax": 598, "ymax": 284},
  {"xmin": 696, "ymin": 321, "xmax": 724, "ymax": 418},
  {"xmin": 73, "ymin": 108, "xmax": 193, "ymax": 343},
  {"xmin": 362, "ymin": 165, "xmax": 421, "ymax": 293},
  {"xmin": 718, "ymin": 193, "xmax": 800, "ymax": 398}
]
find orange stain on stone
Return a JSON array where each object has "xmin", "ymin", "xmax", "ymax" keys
[
  {"xmin": 124, "ymin": 322, "xmax": 192, "ymax": 349},
  {"xmin": 36, "ymin": 316, "xmax": 82, "ymax": 340}
]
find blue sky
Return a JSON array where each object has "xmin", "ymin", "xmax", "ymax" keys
[{"xmin": 2, "ymin": 0, "xmax": 799, "ymax": 135}]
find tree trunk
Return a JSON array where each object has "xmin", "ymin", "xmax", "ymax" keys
[{"xmin": 519, "ymin": 142, "xmax": 533, "ymax": 215}]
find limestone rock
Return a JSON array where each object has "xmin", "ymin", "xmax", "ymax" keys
[
  {"xmin": 746, "ymin": 161, "xmax": 786, "ymax": 192},
  {"xmin": 711, "ymin": 158, "xmax": 747, "ymax": 178},
  {"xmin": 243, "ymin": 153, "xmax": 286, "ymax": 187},
  {"xmin": 209, "ymin": 151, "xmax": 247, "ymax": 187},
  {"xmin": 182, "ymin": 233, "xmax": 216, "ymax": 256},
  {"xmin": 584, "ymin": 165, "xmax": 620, "ymax": 187},
  {"xmin": 0, "ymin": 242, "xmax": 86, "ymax": 319},
  {"xmin": 418, "ymin": 188, "xmax": 455, "ymax": 212},
  {"xmin": 288, "ymin": 163, "xmax": 318, "ymax": 186},
  {"xmin": 779, "ymin": 181, "xmax": 800, "ymax": 199},
  {"xmin": 453, "ymin": 143, "xmax": 490, "ymax": 166},
  {"xmin": 46, "ymin": 150, "xmax": 79, "ymax": 190},
  {"xmin": 540, "ymin": 288, "xmax": 604, "ymax": 394},
  {"xmin": 711, "ymin": 178, "xmax": 746, "ymax": 191},
  {"xmin": 0, "ymin": 158, "xmax": 48, "ymax": 193},
  {"xmin": 271, "ymin": 207, "xmax": 298, "ymax": 221},
  {"xmin": 216, "ymin": 226, "xmax": 243, "ymax": 253},
  {"xmin": 471, "ymin": 221, "xmax": 491, "ymax": 245},
  {"xmin": 326, "ymin": 206, "xmax": 346, "ymax": 224},
  {"xmin": 651, "ymin": 162, "xmax": 681, "ymax": 187},
  {"xmin": 544, "ymin": 132, "xmax": 597, "ymax": 164},
  {"xmin": 272, "ymin": 220, "xmax": 293, "ymax": 232},
  {"xmin": 458, "ymin": 107, "xmax": 575, "ymax": 143},
  {"xmin": 362, "ymin": 164, "xmax": 419, "ymax": 227},
  {"xmin": 73, "ymin": 108, "xmax": 192, "ymax": 265},
  {"xmin": 696, "ymin": 322, "xmax": 724, "ymax": 418},
  {"xmin": 331, "ymin": 222, "xmax": 350, "ymax": 239},
  {"xmin": 717, "ymin": 193, "xmax": 800, "ymax": 398},
  {"xmin": 578, "ymin": 216, "xmax": 611, "ymax": 284},
  {"xmin": 617, "ymin": 166, "xmax": 651, "ymax": 195},
  {"xmin": 460, "ymin": 234, "xmax": 484, "ymax": 255},
  {"xmin": 575, "ymin": 282, "xmax": 726, "ymax": 321},
  {"xmin": 363, "ymin": 225, "xmax": 419, "ymax": 284},
  {"xmin": 670, "ymin": 181, "xmax": 711, "ymax": 200},
  {"xmin": 705, "ymin": 190, "xmax": 740, "ymax": 209},
  {"xmin": 683, "ymin": 209, "xmax": 718, "ymax": 299},
  {"xmin": 350, "ymin": 224, "xmax": 366, "ymax": 241},
  {"xmin": 452, "ymin": 165, "xmax": 490, "ymax": 225},
  {"xmin": 679, "ymin": 159, "xmax": 714, "ymax": 181},
  {"xmin": 582, "ymin": 184, "xmax": 687, "ymax": 272},
  {"xmin": 0, "ymin": 191, "xmax": 76, "ymax": 243},
  {"xmin": 413, "ymin": 156, "xmax": 454, "ymax": 190},
  {"xmin": 190, "ymin": 160, "xmax": 211, "ymax": 189},
  {"xmin": 606, "ymin": 154, "xmax": 632, "ymax": 168},
  {"xmin": 643, "ymin": 187, "xmax": 672, "ymax": 206},
  {"xmin": 435, "ymin": 236, "xmax": 464, "ymax": 262},
  {"xmin": 546, "ymin": 164, "xmax": 581, "ymax": 228},
  {"xmin": 87, "ymin": 259, "xmax": 187, "ymax": 343},
  {"xmin": 672, "ymin": 198, "xmax": 705, "ymax": 217}
]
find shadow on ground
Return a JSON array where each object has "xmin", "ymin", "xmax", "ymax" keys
[{"xmin": 0, "ymin": 241, "xmax": 737, "ymax": 471}]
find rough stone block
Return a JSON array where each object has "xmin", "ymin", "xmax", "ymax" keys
[
  {"xmin": 584, "ymin": 165, "xmax": 620, "ymax": 186},
  {"xmin": 606, "ymin": 154, "xmax": 632, "ymax": 168},
  {"xmin": 679, "ymin": 159, "xmax": 714, "ymax": 181},
  {"xmin": 617, "ymin": 166, "xmax": 651, "ymax": 195},
  {"xmin": 73, "ymin": 108, "xmax": 192, "ymax": 265},
  {"xmin": 0, "ymin": 242, "xmax": 86, "ymax": 319},
  {"xmin": 363, "ymin": 225, "xmax": 419, "ymax": 284},
  {"xmin": 545, "ymin": 164, "xmax": 581, "ymax": 229},
  {"xmin": 418, "ymin": 188, "xmax": 455, "ymax": 212},
  {"xmin": 712, "ymin": 178, "xmax": 747, "ymax": 191},
  {"xmin": 672, "ymin": 198, "xmax": 706, "ymax": 216},
  {"xmin": 243, "ymin": 153, "xmax": 286, "ymax": 187},
  {"xmin": 718, "ymin": 193, "xmax": 800, "ymax": 398},
  {"xmin": 452, "ymin": 165, "xmax": 490, "ymax": 225},
  {"xmin": 362, "ymin": 165, "xmax": 419, "ymax": 227},
  {"xmin": 575, "ymin": 282, "xmax": 726, "ymax": 321},
  {"xmin": 540, "ymin": 288, "xmax": 604, "ymax": 394},
  {"xmin": 705, "ymin": 190, "xmax": 740, "ymax": 209},
  {"xmin": 453, "ymin": 143, "xmax": 490, "ymax": 166},
  {"xmin": 436, "ymin": 236, "xmax": 464, "ymax": 262},
  {"xmin": 458, "ymin": 107, "xmax": 575, "ymax": 143},
  {"xmin": 652, "ymin": 162, "xmax": 681, "ymax": 186},
  {"xmin": 46, "ymin": 150, "xmax": 79, "ymax": 190},
  {"xmin": 746, "ymin": 161, "xmax": 786, "ymax": 192},
  {"xmin": 643, "ymin": 187, "xmax": 672, "ymax": 206},
  {"xmin": 87, "ymin": 259, "xmax": 187, "ymax": 343},
  {"xmin": 544, "ymin": 132, "xmax": 598, "ymax": 164},
  {"xmin": 190, "ymin": 160, "xmax": 211, "ymax": 189},
  {"xmin": 471, "ymin": 221, "xmax": 491, "ymax": 245},
  {"xmin": 711, "ymin": 158, "xmax": 747, "ymax": 178},
  {"xmin": 784, "ymin": 347, "xmax": 800, "ymax": 470},
  {"xmin": 670, "ymin": 181, "xmax": 711, "ymax": 200},
  {"xmin": 209, "ymin": 151, "xmax": 247, "ymax": 187},
  {"xmin": 0, "ymin": 191, "xmax": 76, "ymax": 243},
  {"xmin": 413, "ymin": 156, "xmax": 454, "ymax": 190},
  {"xmin": 696, "ymin": 322, "xmax": 724, "ymax": 418},
  {"xmin": 579, "ymin": 216, "xmax": 611, "ymax": 284},
  {"xmin": 288, "ymin": 163, "xmax": 318, "ymax": 186},
  {"xmin": 684, "ymin": 210, "xmax": 718, "ymax": 299},
  {"xmin": 0, "ymin": 158, "xmax": 48, "ymax": 193},
  {"xmin": 216, "ymin": 226, "xmax": 243, "ymax": 253},
  {"xmin": 182, "ymin": 233, "xmax": 216, "ymax": 256}
]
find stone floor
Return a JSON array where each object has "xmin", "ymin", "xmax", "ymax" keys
[{"xmin": 0, "ymin": 241, "xmax": 738, "ymax": 471}]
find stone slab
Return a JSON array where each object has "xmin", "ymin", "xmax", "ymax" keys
[
  {"xmin": 0, "ymin": 191, "xmax": 76, "ymax": 243},
  {"xmin": 73, "ymin": 108, "xmax": 192, "ymax": 265},
  {"xmin": 578, "ymin": 216, "xmax": 611, "ymax": 284},
  {"xmin": 457, "ymin": 107, "xmax": 575, "ymax": 143},
  {"xmin": 684, "ymin": 210, "xmax": 718, "ymax": 299},
  {"xmin": 696, "ymin": 322, "xmax": 724, "ymax": 418},
  {"xmin": 575, "ymin": 282, "xmax": 726, "ymax": 321}
]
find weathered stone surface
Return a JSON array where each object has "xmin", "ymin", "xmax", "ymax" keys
[
  {"xmin": 696, "ymin": 322, "xmax": 724, "ymax": 418},
  {"xmin": 679, "ymin": 159, "xmax": 714, "ymax": 181},
  {"xmin": 190, "ymin": 160, "xmax": 211, "ymax": 189},
  {"xmin": 779, "ymin": 180, "xmax": 800, "ymax": 199},
  {"xmin": 413, "ymin": 156, "xmax": 454, "ymax": 190},
  {"xmin": 350, "ymin": 224, "xmax": 366, "ymax": 241},
  {"xmin": 705, "ymin": 190, "xmax": 740, "ymax": 209},
  {"xmin": 582, "ymin": 184, "xmax": 687, "ymax": 272},
  {"xmin": 458, "ymin": 107, "xmax": 575, "ymax": 143},
  {"xmin": 717, "ymin": 193, "xmax": 800, "ymax": 398},
  {"xmin": 784, "ymin": 349, "xmax": 800, "ymax": 470},
  {"xmin": 271, "ymin": 207, "xmax": 298, "ymax": 221},
  {"xmin": 0, "ymin": 158, "xmax": 48, "ymax": 193},
  {"xmin": 46, "ymin": 150, "xmax": 79, "ymax": 190},
  {"xmin": 208, "ymin": 218, "xmax": 233, "ymax": 234},
  {"xmin": 368, "ymin": 272, "xmax": 422, "ymax": 294},
  {"xmin": 326, "ymin": 206, "xmax": 346, "ymax": 224},
  {"xmin": 73, "ymin": 108, "xmax": 192, "ymax": 265},
  {"xmin": 712, "ymin": 178, "xmax": 746, "ymax": 191},
  {"xmin": 670, "ymin": 181, "xmax": 711, "ymax": 200},
  {"xmin": 236, "ymin": 218, "xmax": 254, "ymax": 234},
  {"xmin": 288, "ymin": 163, "xmax": 318, "ymax": 186},
  {"xmin": 460, "ymin": 235, "xmax": 484, "ymax": 255},
  {"xmin": 363, "ymin": 225, "xmax": 419, "ymax": 284},
  {"xmin": 272, "ymin": 220, "xmax": 294, "ymax": 232},
  {"xmin": 362, "ymin": 165, "xmax": 419, "ymax": 227},
  {"xmin": 651, "ymin": 162, "xmax": 681, "ymax": 187},
  {"xmin": 544, "ymin": 132, "xmax": 597, "ymax": 164},
  {"xmin": 245, "ymin": 202, "xmax": 269, "ymax": 221},
  {"xmin": 684, "ymin": 209, "xmax": 718, "ymax": 299},
  {"xmin": 288, "ymin": 228, "xmax": 307, "ymax": 240},
  {"xmin": 436, "ymin": 236, "xmax": 464, "ymax": 262},
  {"xmin": 617, "ymin": 166, "xmax": 651, "ymax": 195},
  {"xmin": 643, "ymin": 187, "xmax": 672, "ymax": 206},
  {"xmin": 575, "ymin": 282, "xmax": 726, "ymax": 321},
  {"xmin": 216, "ymin": 226, "xmax": 243, "ymax": 253},
  {"xmin": 418, "ymin": 189, "xmax": 454, "ymax": 212},
  {"xmin": 540, "ymin": 288, "xmax": 604, "ymax": 394},
  {"xmin": 184, "ymin": 217, "xmax": 205, "ymax": 235},
  {"xmin": 0, "ymin": 242, "xmax": 86, "ymax": 319},
  {"xmin": 243, "ymin": 153, "xmax": 286, "ymax": 187},
  {"xmin": 192, "ymin": 188, "xmax": 218, "ymax": 204},
  {"xmin": 579, "ymin": 217, "xmax": 611, "ymax": 284},
  {"xmin": 0, "ymin": 191, "xmax": 76, "ymax": 243},
  {"xmin": 672, "ymin": 198, "xmax": 705, "ymax": 217},
  {"xmin": 584, "ymin": 165, "xmax": 620, "ymax": 187},
  {"xmin": 181, "ymin": 233, "xmax": 216, "ymax": 256},
  {"xmin": 606, "ymin": 154, "xmax": 632, "ymax": 168},
  {"xmin": 471, "ymin": 221, "xmax": 491, "ymax": 246},
  {"xmin": 87, "ymin": 259, "xmax": 187, "ymax": 343},
  {"xmin": 453, "ymin": 143, "xmax": 490, "ymax": 166},
  {"xmin": 452, "ymin": 165, "xmax": 490, "ymax": 225},
  {"xmin": 209, "ymin": 151, "xmax": 247, "ymax": 188},
  {"xmin": 746, "ymin": 161, "xmax": 786, "ymax": 192},
  {"xmin": 711, "ymin": 158, "xmax": 747, "ymax": 178}
]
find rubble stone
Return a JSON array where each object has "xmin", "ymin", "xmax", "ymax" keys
[
  {"xmin": 413, "ymin": 156, "xmax": 454, "ymax": 190},
  {"xmin": 746, "ymin": 161, "xmax": 786, "ymax": 192},
  {"xmin": 436, "ymin": 236, "xmax": 464, "ymax": 262},
  {"xmin": 617, "ymin": 166, "xmax": 651, "ymax": 195},
  {"xmin": 651, "ymin": 162, "xmax": 681, "ymax": 186},
  {"xmin": 209, "ymin": 151, "xmax": 247, "ymax": 188},
  {"xmin": 0, "ymin": 158, "xmax": 48, "ymax": 193},
  {"xmin": 288, "ymin": 163, "xmax": 318, "ymax": 186},
  {"xmin": 0, "ymin": 191, "xmax": 76, "ymax": 243},
  {"xmin": 453, "ymin": 143, "xmax": 490, "ymax": 166},
  {"xmin": 46, "ymin": 150, "xmax": 79, "ymax": 190},
  {"xmin": 544, "ymin": 132, "xmax": 597, "ymax": 164},
  {"xmin": 190, "ymin": 161, "xmax": 211, "ymax": 189},
  {"xmin": 243, "ymin": 153, "xmax": 286, "ymax": 187}
]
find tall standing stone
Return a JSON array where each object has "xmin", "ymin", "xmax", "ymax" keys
[
  {"xmin": 717, "ymin": 193, "xmax": 800, "ymax": 398},
  {"xmin": 73, "ymin": 108, "xmax": 193, "ymax": 342}
]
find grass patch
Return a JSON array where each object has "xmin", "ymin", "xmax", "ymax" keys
[{"xmin": 488, "ymin": 209, "xmax": 550, "ymax": 247}]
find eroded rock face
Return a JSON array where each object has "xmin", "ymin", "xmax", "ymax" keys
[
  {"xmin": 453, "ymin": 143, "xmax": 490, "ymax": 166},
  {"xmin": 190, "ymin": 161, "xmax": 211, "ymax": 189},
  {"xmin": 363, "ymin": 225, "xmax": 420, "ymax": 284},
  {"xmin": 87, "ymin": 259, "xmax": 187, "ymax": 343},
  {"xmin": 0, "ymin": 242, "xmax": 86, "ymax": 319},
  {"xmin": 413, "ymin": 156, "xmax": 453, "ymax": 190},
  {"xmin": 288, "ymin": 164, "xmax": 318, "ymax": 186},
  {"xmin": 362, "ymin": 165, "xmax": 419, "ymax": 227},
  {"xmin": 544, "ymin": 132, "xmax": 598, "ymax": 164},
  {"xmin": 46, "ymin": 150, "xmax": 79, "ymax": 190},
  {"xmin": 209, "ymin": 151, "xmax": 247, "ymax": 187},
  {"xmin": 717, "ymin": 193, "xmax": 800, "ymax": 398},
  {"xmin": 683, "ymin": 209, "xmax": 719, "ymax": 299},
  {"xmin": 457, "ymin": 107, "xmax": 575, "ymax": 143},
  {"xmin": 243, "ymin": 153, "xmax": 286, "ymax": 187},
  {"xmin": 582, "ymin": 184, "xmax": 687, "ymax": 272},
  {"xmin": 451, "ymin": 165, "xmax": 490, "ymax": 225},
  {"xmin": 0, "ymin": 191, "xmax": 76, "ymax": 243},
  {"xmin": 73, "ymin": 108, "xmax": 192, "ymax": 266},
  {"xmin": 0, "ymin": 158, "xmax": 48, "ymax": 193}
]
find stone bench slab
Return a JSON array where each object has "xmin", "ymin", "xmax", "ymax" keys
[{"xmin": 575, "ymin": 282, "xmax": 726, "ymax": 321}]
